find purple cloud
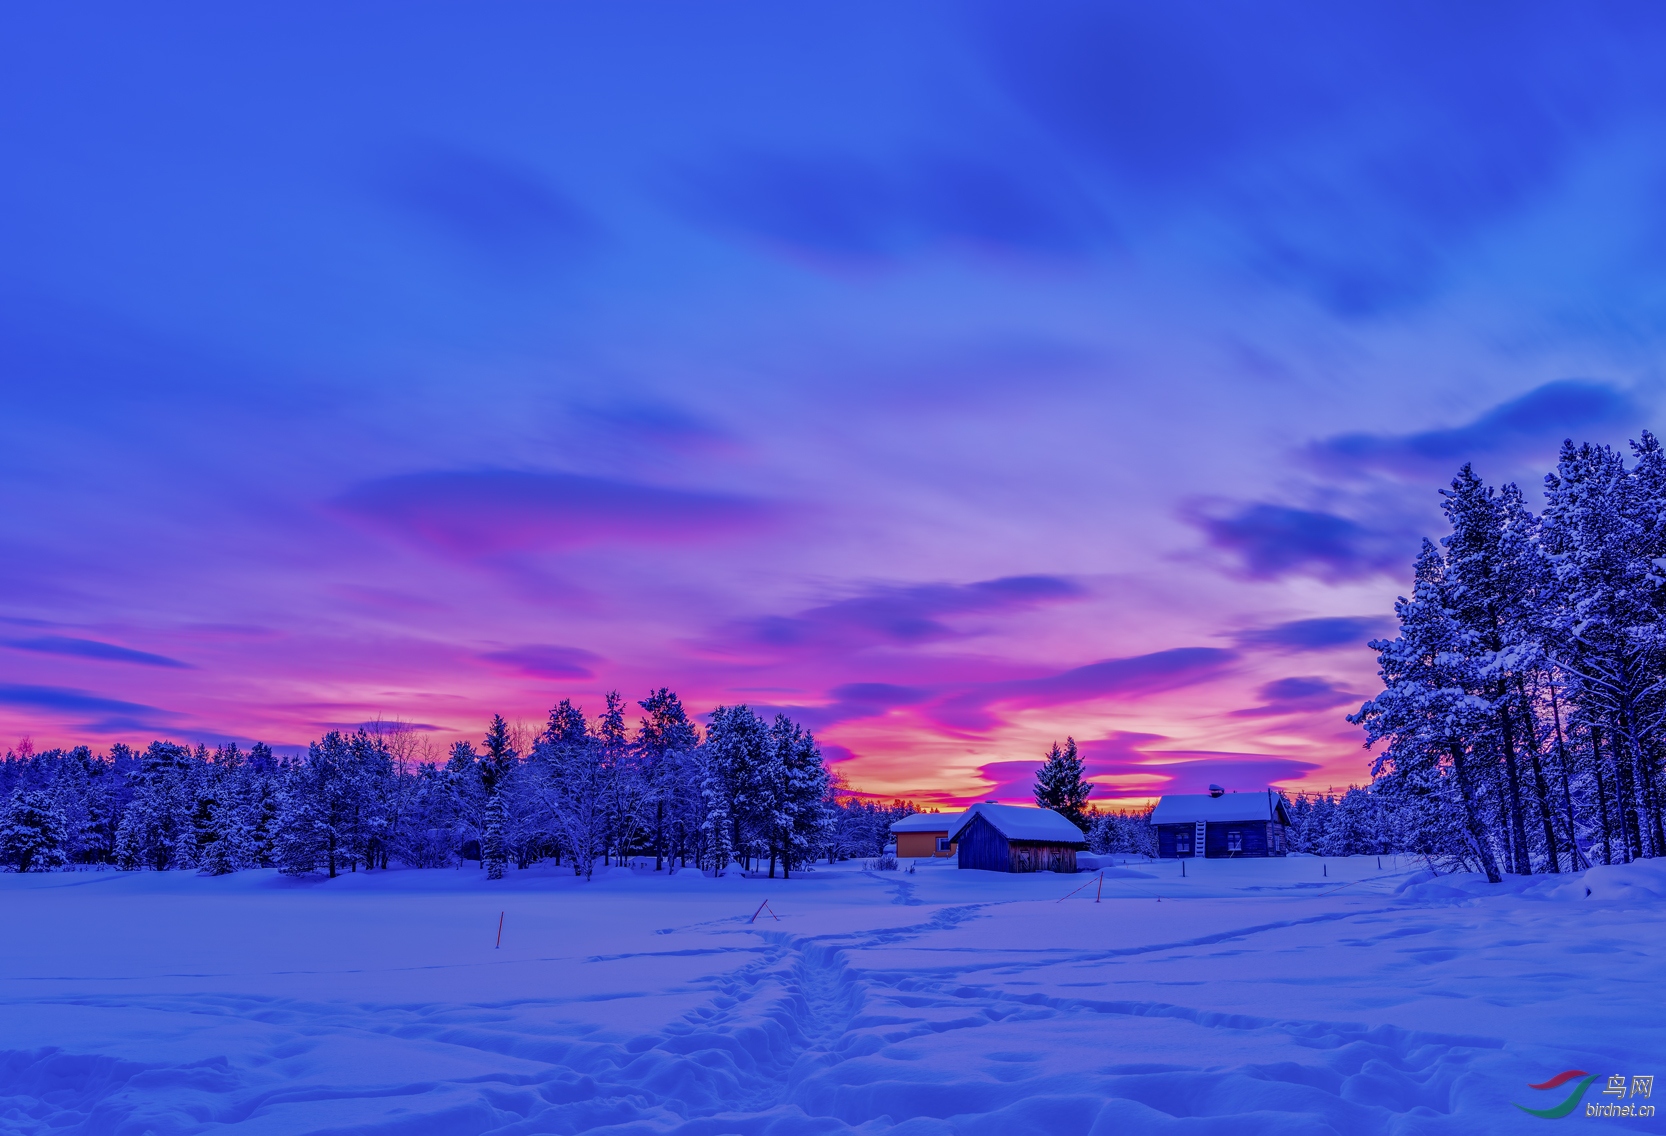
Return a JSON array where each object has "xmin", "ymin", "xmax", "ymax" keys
[
  {"xmin": 1188, "ymin": 502, "xmax": 1409, "ymax": 582},
  {"xmin": 933, "ymin": 647, "xmax": 1238, "ymax": 731},
  {"xmin": 2, "ymin": 636, "xmax": 190, "ymax": 669},
  {"xmin": 759, "ymin": 682, "xmax": 934, "ymax": 732},
  {"xmin": 1234, "ymin": 616, "xmax": 1390, "ymax": 652},
  {"xmin": 1075, "ymin": 736, "xmax": 1324, "ymax": 799},
  {"xmin": 1231, "ymin": 676, "xmax": 1358, "ymax": 717},
  {"xmin": 1308, "ymin": 380, "xmax": 1642, "ymax": 478},
  {"xmin": 479, "ymin": 645, "xmax": 603, "ymax": 680},
  {"xmin": 335, "ymin": 470, "xmax": 775, "ymax": 555},
  {"xmin": 971, "ymin": 748, "xmax": 1322, "ymax": 804},
  {"xmin": 0, "ymin": 683, "xmax": 176, "ymax": 733},
  {"xmin": 738, "ymin": 575, "xmax": 1086, "ymax": 650}
]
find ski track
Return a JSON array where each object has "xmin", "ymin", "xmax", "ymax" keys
[{"xmin": 2, "ymin": 865, "xmax": 1663, "ymax": 1135}]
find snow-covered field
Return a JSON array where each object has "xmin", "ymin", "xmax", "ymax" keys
[{"xmin": 3, "ymin": 856, "xmax": 1664, "ymax": 1135}]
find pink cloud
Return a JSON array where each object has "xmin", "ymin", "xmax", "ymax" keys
[
  {"xmin": 479, "ymin": 644, "xmax": 603, "ymax": 679},
  {"xmin": 929, "ymin": 646, "xmax": 1239, "ymax": 731}
]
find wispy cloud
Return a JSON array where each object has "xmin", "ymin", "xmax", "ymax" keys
[
  {"xmin": 1186, "ymin": 502, "xmax": 1410, "ymax": 582},
  {"xmin": 1307, "ymin": 380, "xmax": 1644, "ymax": 478},
  {"xmin": 968, "ymin": 733, "xmax": 1322, "ymax": 804},
  {"xmin": 732, "ymin": 575, "xmax": 1087, "ymax": 652},
  {"xmin": 1233, "ymin": 616, "xmax": 1391, "ymax": 652},
  {"xmin": 933, "ymin": 646, "xmax": 1238, "ymax": 731},
  {"xmin": 1230, "ymin": 676, "xmax": 1358, "ymax": 717},
  {"xmin": 2, "ymin": 636, "xmax": 191, "ymax": 669},
  {"xmin": 0, "ymin": 683, "xmax": 176, "ymax": 733},
  {"xmin": 479, "ymin": 644, "xmax": 604, "ymax": 680}
]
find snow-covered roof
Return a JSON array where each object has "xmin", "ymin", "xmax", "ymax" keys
[
  {"xmin": 945, "ymin": 803, "xmax": 1088, "ymax": 846},
  {"xmin": 890, "ymin": 812, "xmax": 962, "ymax": 833},
  {"xmin": 1149, "ymin": 791, "xmax": 1290, "ymax": 825}
]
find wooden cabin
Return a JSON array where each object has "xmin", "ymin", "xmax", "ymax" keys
[
  {"xmin": 945, "ymin": 802, "xmax": 1088, "ymax": 873},
  {"xmin": 889, "ymin": 811, "xmax": 963, "ymax": 858},
  {"xmin": 1149, "ymin": 788, "xmax": 1292, "ymax": 858}
]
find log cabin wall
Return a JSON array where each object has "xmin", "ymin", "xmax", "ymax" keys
[
  {"xmin": 955, "ymin": 814, "xmax": 1011, "ymax": 872},
  {"xmin": 1008, "ymin": 843, "xmax": 1078, "ymax": 873}
]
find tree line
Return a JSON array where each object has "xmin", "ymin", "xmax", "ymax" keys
[
  {"xmin": 1357, "ymin": 435, "xmax": 1666, "ymax": 881},
  {"xmin": 0, "ymin": 690, "xmax": 916, "ymax": 878}
]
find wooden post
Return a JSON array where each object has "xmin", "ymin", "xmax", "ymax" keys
[
  {"xmin": 496, "ymin": 911, "xmax": 504, "ymax": 949},
  {"xmin": 1095, "ymin": 871, "xmax": 1103, "ymax": 903}
]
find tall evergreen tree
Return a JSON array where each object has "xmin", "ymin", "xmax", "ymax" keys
[
  {"xmin": 479, "ymin": 715, "xmax": 516, "ymax": 880},
  {"xmin": 1, "ymin": 789, "xmax": 68, "ymax": 872},
  {"xmin": 115, "ymin": 742, "xmax": 198, "ymax": 870},
  {"xmin": 1034, "ymin": 737, "xmax": 1091, "ymax": 830},
  {"xmin": 638, "ymin": 688, "xmax": 700, "ymax": 871},
  {"xmin": 703, "ymin": 705, "xmax": 769, "ymax": 874},
  {"xmin": 1354, "ymin": 540, "xmax": 1504, "ymax": 882},
  {"xmin": 541, "ymin": 700, "xmax": 605, "ymax": 879}
]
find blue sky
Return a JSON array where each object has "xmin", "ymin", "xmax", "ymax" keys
[{"xmin": 4, "ymin": 3, "xmax": 1665, "ymax": 802}]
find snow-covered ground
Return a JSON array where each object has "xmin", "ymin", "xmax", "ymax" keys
[{"xmin": 3, "ymin": 855, "xmax": 1664, "ymax": 1135}]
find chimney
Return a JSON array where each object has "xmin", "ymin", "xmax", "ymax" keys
[{"xmin": 1208, "ymin": 784, "xmax": 1225, "ymax": 798}]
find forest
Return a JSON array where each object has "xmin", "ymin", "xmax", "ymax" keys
[
  {"xmin": 0, "ymin": 693, "xmax": 909, "ymax": 879},
  {"xmin": 1355, "ymin": 435, "xmax": 1666, "ymax": 880}
]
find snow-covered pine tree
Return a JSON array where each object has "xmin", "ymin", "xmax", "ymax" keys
[
  {"xmin": 389, "ymin": 762, "xmax": 457, "ymax": 867},
  {"xmin": 702, "ymin": 705, "xmax": 768, "ymax": 875},
  {"xmin": 347, "ymin": 730, "xmax": 397, "ymax": 871},
  {"xmin": 782, "ymin": 721, "xmax": 831, "ymax": 875},
  {"xmin": 1033, "ymin": 737, "xmax": 1091, "ymax": 830},
  {"xmin": 200, "ymin": 796, "xmax": 241, "ymax": 876},
  {"xmin": 273, "ymin": 755, "xmax": 326, "ymax": 875},
  {"xmin": 479, "ymin": 715, "xmax": 516, "ymax": 880},
  {"xmin": 114, "ymin": 742, "xmax": 199, "ymax": 870},
  {"xmin": 243, "ymin": 743, "xmax": 283, "ymax": 867},
  {"xmin": 1540, "ymin": 438, "xmax": 1666, "ymax": 862},
  {"xmin": 1353, "ymin": 539, "xmax": 1505, "ymax": 882},
  {"xmin": 759, "ymin": 714, "xmax": 828, "ymax": 878},
  {"xmin": 637, "ymin": 688, "xmax": 700, "ymax": 871},
  {"xmin": 194, "ymin": 744, "xmax": 246, "ymax": 875},
  {"xmin": 1, "ymin": 789, "xmax": 68, "ymax": 871},
  {"xmin": 595, "ymin": 692, "xmax": 640, "ymax": 867},
  {"xmin": 43, "ymin": 747, "xmax": 96, "ymax": 865},
  {"xmin": 540, "ymin": 700, "xmax": 605, "ymax": 879},
  {"xmin": 444, "ymin": 739, "xmax": 483, "ymax": 863}
]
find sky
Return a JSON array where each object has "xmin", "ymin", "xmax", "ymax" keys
[{"xmin": 4, "ymin": 3, "xmax": 1666, "ymax": 806}]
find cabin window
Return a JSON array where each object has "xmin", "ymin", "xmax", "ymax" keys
[
  {"xmin": 936, "ymin": 837, "xmax": 952, "ymax": 853},
  {"xmin": 1176, "ymin": 832, "xmax": 1191, "ymax": 854},
  {"xmin": 1227, "ymin": 829, "xmax": 1243, "ymax": 853}
]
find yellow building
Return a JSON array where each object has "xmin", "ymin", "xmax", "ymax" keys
[{"xmin": 889, "ymin": 811, "xmax": 963, "ymax": 858}]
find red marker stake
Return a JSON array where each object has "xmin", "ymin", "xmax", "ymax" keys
[{"xmin": 496, "ymin": 911, "xmax": 504, "ymax": 949}]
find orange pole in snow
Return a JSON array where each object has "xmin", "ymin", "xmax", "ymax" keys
[
  {"xmin": 1056, "ymin": 870, "xmax": 1104, "ymax": 903},
  {"xmin": 496, "ymin": 911, "xmax": 504, "ymax": 948}
]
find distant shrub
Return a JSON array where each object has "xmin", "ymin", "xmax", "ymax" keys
[{"xmin": 866, "ymin": 853, "xmax": 898, "ymax": 871}]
